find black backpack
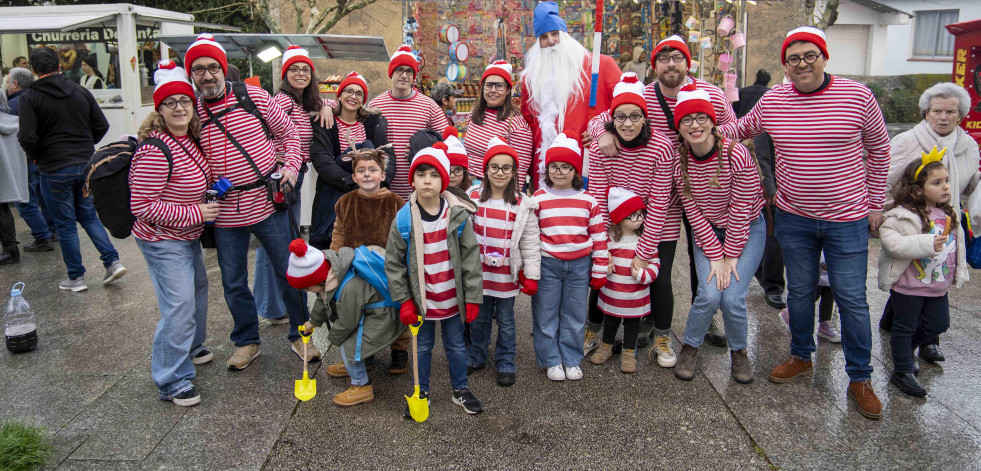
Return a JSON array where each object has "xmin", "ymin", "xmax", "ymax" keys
[
  {"xmin": 407, "ymin": 128, "xmax": 442, "ymax": 162},
  {"xmin": 83, "ymin": 136, "xmax": 173, "ymax": 239}
]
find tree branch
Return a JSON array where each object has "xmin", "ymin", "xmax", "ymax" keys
[
  {"xmin": 252, "ymin": 0, "xmax": 284, "ymax": 34},
  {"xmin": 289, "ymin": 0, "xmax": 304, "ymax": 33},
  {"xmin": 312, "ymin": 0, "xmax": 379, "ymax": 34},
  {"xmin": 190, "ymin": 3, "xmax": 251, "ymax": 15}
]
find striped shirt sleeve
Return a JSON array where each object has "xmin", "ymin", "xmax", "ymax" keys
[{"xmin": 253, "ymin": 87, "xmax": 301, "ymax": 175}]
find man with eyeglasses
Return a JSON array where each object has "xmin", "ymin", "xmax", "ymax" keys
[
  {"xmin": 183, "ymin": 33, "xmax": 310, "ymax": 370},
  {"xmin": 718, "ymin": 26, "xmax": 891, "ymax": 421},
  {"xmin": 367, "ymin": 45, "xmax": 450, "ymax": 199}
]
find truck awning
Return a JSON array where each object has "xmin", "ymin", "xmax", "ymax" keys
[
  {"xmin": 157, "ymin": 33, "xmax": 390, "ymax": 62},
  {"xmin": 0, "ymin": 13, "xmax": 116, "ymax": 34}
]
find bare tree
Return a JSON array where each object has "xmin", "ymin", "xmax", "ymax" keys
[
  {"xmin": 251, "ymin": 0, "xmax": 379, "ymax": 34},
  {"xmin": 804, "ymin": 0, "xmax": 840, "ymax": 29}
]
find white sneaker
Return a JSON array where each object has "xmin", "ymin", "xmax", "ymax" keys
[
  {"xmin": 546, "ymin": 365, "xmax": 566, "ymax": 381},
  {"xmin": 564, "ymin": 366, "xmax": 583, "ymax": 381},
  {"xmin": 59, "ymin": 277, "xmax": 88, "ymax": 292},
  {"xmin": 652, "ymin": 335, "xmax": 677, "ymax": 368}
]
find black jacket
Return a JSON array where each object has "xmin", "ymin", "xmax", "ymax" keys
[
  {"xmin": 736, "ymin": 83, "xmax": 769, "ymax": 118},
  {"xmin": 310, "ymin": 109, "xmax": 396, "ymax": 191},
  {"xmin": 737, "ymin": 83, "xmax": 776, "ymax": 197},
  {"xmin": 17, "ymin": 74, "xmax": 109, "ymax": 172}
]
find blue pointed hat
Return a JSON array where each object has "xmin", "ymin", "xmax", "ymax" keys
[{"xmin": 533, "ymin": 2, "xmax": 567, "ymax": 38}]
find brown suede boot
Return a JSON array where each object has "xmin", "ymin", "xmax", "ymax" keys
[
  {"xmin": 333, "ymin": 384, "xmax": 375, "ymax": 407},
  {"xmin": 325, "ymin": 363, "xmax": 348, "ymax": 378},
  {"xmin": 768, "ymin": 356, "xmax": 813, "ymax": 383},
  {"xmin": 590, "ymin": 343, "xmax": 614, "ymax": 365},
  {"xmin": 620, "ymin": 349, "xmax": 637, "ymax": 374},
  {"xmin": 730, "ymin": 349, "xmax": 754, "ymax": 384},
  {"xmin": 673, "ymin": 344, "xmax": 698, "ymax": 381},
  {"xmin": 848, "ymin": 380, "xmax": 882, "ymax": 420}
]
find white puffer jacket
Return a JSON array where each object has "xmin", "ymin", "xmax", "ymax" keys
[{"xmin": 877, "ymin": 205, "xmax": 968, "ymax": 292}]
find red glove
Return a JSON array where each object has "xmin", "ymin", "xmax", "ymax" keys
[
  {"xmin": 590, "ymin": 277, "xmax": 607, "ymax": 291},
  {"xmin": 520, "ymin": 278, "xmax": 538, "ymax": 296},
  {"xmin": 465, "ymin": 303, "xmax": 480, "ymax": 323},
  {"xmin": 400, "ymin": 300, "xmax": 418, "ymax": 326}
]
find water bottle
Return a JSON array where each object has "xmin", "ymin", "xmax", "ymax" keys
[{"xmin": 5, "ymin": 282, "xmax": 38, "ymax": 353}]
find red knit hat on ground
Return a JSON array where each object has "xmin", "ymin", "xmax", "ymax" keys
[
  {"xmin": 545, "ymin": 133, "xmax": 583, "ymax": 175},
  {"xmin": 152, "ymin": 60, "xmax": 194, "ymax": 110},
  {"xmin": 610, "ymin": 72, "xmax": 648, "ymax": 116},
  {"xmin": 673, "ymin": 82, "xmax": 716, "ymax": 129},
  {"xmin": 183, "ymin": 33, "xmax": 227, "ymax": 74},
  {"xmin": 442, "ymin": 126, "xmax": 468, "ymax": 169},
  {"xmin": 388, "ymin": 45, "xmax": 418, "ymax": 78},
  {"xmin": 782, "ymin": 26, "xmax": 829, "ymax": 64},
  {"xmin": 608, "ymin": 187, "xmax": 645, "ymax": 225},
  {"xmin": 409, "ymin": 142, "xmax": 451, "ymax": 193},
  {"xmin": 651, "ymin": 35, "xmax": 691, "ymax": 69},
  {"xmin": 281, "ymin": 45, "xmax": 314, "ymax": 79},
  {"xmin": 337, "ymin": 71, "xmax": 368, "ymax": 97},
  {"xmin": 481, "ymin": 60, "xmax": 514, "ymax": 87},
  {"xmin": 286, "ymin": 239, "xmax": 330, "ymax": 289},
  {"xmin": 484, "ymin": 136, "xmax": 518, "ymax": 171}
]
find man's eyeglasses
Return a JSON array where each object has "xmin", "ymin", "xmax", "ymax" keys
[
  {"xmin": 288, "ymin": 66, "xmax": 312, "ymax": 75},
  {"xmin": 393, "ymin": 67, "xmax": 415, "ymax": 77},
  {"xmin": 614, "ymin": 112, "xmax": 645, "ymax": 123},
  {"xmin": 785, "ymin": 52, "xmax": 822, "ymax": 67},
  {"xmin": 161, "ymin": 97, "xmax": 194, "ymax": 109},
  {"xmin": 341, "ymin": 88, "xmax": 364, "ymax": 99},
  {"xmin": 547, "ymin": 163, "xmax": 574, "ymax": 175},
  {"xmin": 656, "ymin": 53, "xmax": 686, "ymax": 64},
  {"xmin": 191, "ymin": 64, "xmax": 222, "ymax": 76},
  {"xmin": 483, "ymin": 82, "xmax": 508, "ymax": 92},
  {"xmin": 487, "ymin": 163, "xmax": 514, "ymax": 175},
  {"xmin": 680, "ymin": 114, "xmax": 711, "ymax": 126}
]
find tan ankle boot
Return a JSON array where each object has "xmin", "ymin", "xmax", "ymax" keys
[
  {"xmin": 590, "ymin": 343, "xmax": 614, "ymax": 365},
  {"xmin": 620, "ymin": 349, "xmax": 637, "ymax": 373},
  {"xmin": 333, "ymin": 384, "xmax": 375, "ymax": 407}
]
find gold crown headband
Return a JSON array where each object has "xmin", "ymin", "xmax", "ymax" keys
[{"xmin": 914, "ymin": 146, "xmax": 947, "ymax": 180}]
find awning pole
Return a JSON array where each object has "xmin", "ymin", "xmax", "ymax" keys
[{"xmin": 249, "ymin": 54, "xmax": 254, "ymax": 77}]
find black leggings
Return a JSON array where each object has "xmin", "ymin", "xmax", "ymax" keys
[
  {"xmin": 816, "ymin": 286, "xmax": 834, "ymax": 323},
  {"xmin": 603, "ymin": 315, "xmax": 641, "ymax": 350},
  {"xmin": 0, "ymin": 203, "xmax": 17, "ymax": 251}
]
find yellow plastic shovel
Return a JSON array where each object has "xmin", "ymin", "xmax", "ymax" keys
[
  {"xmin": 294, "ymin": 326, "xmax": 316, "ymax": 402},
  {"xmin": 405, "ymin": 316, "xmax": 429, "ymax": 423}
]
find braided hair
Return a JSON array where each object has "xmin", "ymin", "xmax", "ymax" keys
[{"xmin": 676, "ymin": 127, "xmax": 727, "ymax": 199}]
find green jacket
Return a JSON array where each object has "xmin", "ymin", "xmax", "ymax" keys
[
  {"xmin": 308, "ymin": 247, "xmax": 407, "ymax": 362},
  {"xmin": 384, "ymin": 187, "xmax": 482, "ymax": 319}
]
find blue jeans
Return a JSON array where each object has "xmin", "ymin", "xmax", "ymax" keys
[
  {"xmin": 254, "ymin": 174, "xmax": 304, "ymax": 319},
  {"xmin": 532, "ymin": 255, "xmax": 591, "ymax": 368},
  {"xmin": 774, "ymin": 209, "xmax": 873, "ymax": 382},
  {"xmin": 214, "ymin": 210, "xmax": 309, "ymax": 345},
  {"xmin": 416, "ymin": 316, "xmax": 468, "ymax": 392},
  {"xmin": 467, "ymin": 295, "xmax": 517, "ymax": 373},
  {"xmin": 341, "ymin": 344, "xmax": 369, "ymax": 386},
  {"xmin": 136, "ymin": 238, "xmax": 208, "ymax": 399},
  {"xmin": 15, "ymin": 160, "xmax": 53, "ymax": 241},
  {"xmin": 682, "ymin": 215, "xmax": 766, "ymax": 351},
  {"xmin": 39, "ymin": 163, "xmax": 119, "ymax": 278}
]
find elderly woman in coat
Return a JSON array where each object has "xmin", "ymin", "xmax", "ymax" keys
[
  {"xmin": 881, "ymin": 82, "xmax": 980, "ymax": 362},
  {"xmin": 0, "ymin": 91, "xmax": 29, "ymax": 265}
]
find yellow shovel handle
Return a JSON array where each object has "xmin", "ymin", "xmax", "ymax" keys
[
  {"xmin": 408, "ymin": 315, "xmax": 423, "ymax": 335},
  {"xmin": 299, "ymin": 325, "xmax": 313, "ymax": 343}
]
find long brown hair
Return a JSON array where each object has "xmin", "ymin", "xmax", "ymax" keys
[
  {"xmin": 677, "ymin": 128, "xmax": 726, "ymax": 199},
  {"xmin": 479, "ymin": 155, "xmax": 519, "ymax": 205},
  {"xmin": 137, "ymin": 109, "xmax": 201, "ymax": 141},
  {"xmin": 470, "ymin": 80, "xmax": 517, "ymax": 126},
  {"xmin": 892, "ymin": 159, "xmax": 958, "ymax": 232},
  {"xmin": 280, "ymin": 71, "xmax": 323, "ymax": 113}
]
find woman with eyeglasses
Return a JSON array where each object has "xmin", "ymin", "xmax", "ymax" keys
[
  {"xmin": 130, "ymin": 60, "xmax": 218, "ymax": 407},
  {"xmin": 462, "ymin": 60, "xmax": 533, "ymax": 191},
  {"xmin": 309, "ymin": 71, "xmax": 396, "ymax": 250},
  {"xmin": 670, "ymin": 83, "xmax": 766, "ymax": 385},
  {"xmin": 583, "ymin": 72, "xmax": 678, "ymax": 368}
]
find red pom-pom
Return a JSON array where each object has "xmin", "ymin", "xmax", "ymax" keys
[
  {"xmin": 621, "ymin": 73, "xmax": 639, "ymax": 84},
  {"xmin": 289, "ymin": 238, "xmax": 308, "ymax": 256},
  {"xmin": 346, "ymin": 71, "xmax": 360, "ymax": 78},
  {"xmin": 680, "ymin": 83, "xmax": 698, "ymax": 93},
  {"xmin": 432, "ymin": 142, "xmax": 449, "ymax": 152},
  {"xmin": 398, "ymin": 45, "xmax": 413, "ymax": 52},
  {"xmin": 442, "ymin": 126, "xmax": 458, "ymax": 140},
  {"xmin": 491, "ymin": 59, "xmax": 508, "ymax": 66},
  {"xmin": 158, "ymin": 60, "xmax": 176, "ymax": 70},
  {"xmin": 286, "ymin": 45, "xmax": 302, "ymax": 51},
  {"xmin": 197, "ymin": 33, "xmax": 215, "ymax": 41}
]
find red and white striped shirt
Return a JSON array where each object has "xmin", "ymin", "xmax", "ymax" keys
[
  {"xmin": 272, "ymin": 95, "xmax": 334, "ymax": 163},
  {"xmin": 463, "ymin": 110, "xmax": 534, "ymax": 186},
  {"xmin": 718, "ymin": 75, "xmax": 890, "ymax": 221},
  {"xmin": 673, "ymin": 139, "xmax": 765, "ymax": 260},
  {"xmin": 422, "ymin": 203, "xmax": 460, "ymax": 320},
  {"xmin": 367, "ymin": 90, "xmax": 450, "ymax": 199},
  {"xmin": 532, "ymin": 187, "xmax": 609, "ymax": 278},
  {"xmin": 129, "ymin": 131, "xmax": 212, "ymax": 242},
  {"xmin": 196, "ymin": 84, "xmax": 300, "ymax": 227},
  {"xmin": 586, "ymin": 129, "xmax": 679, "ymax": 262},
  {"xmin": 336, "ymin": 119, "xmax": 368, "ymax": 148},
  {"xmin": 469, "ymin": 189, "xmax": 519, "ymax": 298},
  {"xmin": 598, "ymin": 235, "xmax": 658, "ymax": 318}
]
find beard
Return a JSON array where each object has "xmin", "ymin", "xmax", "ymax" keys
[
  {"xmin": 656, "ymin": 65, "xmax": 686, "ymax": 88},
  {"xmin": 196, "ymin": 78, "xmax": 224, "ymax": 99}
]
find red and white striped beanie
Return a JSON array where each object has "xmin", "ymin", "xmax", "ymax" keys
[
  {"xmin": 481, "ymin": 60, "xmax": 513, "ymax": 87},
  {"xmin": 286, "ymin": 239, "xmax": 330, "ymax": 289},
  {"xmin": 484, "ymin": 136, "xmax": 518, "ymax": 171},
  {"xmin": 183, "ymin": 33, "xmax": 227, "ymax": 74},
  {"xmin": 388, "ymin": 45, "xmax": 418, "ymax": 78},
  {"xmin": 782, "ymin": 26, "xmax": 829, "ymax": 64},
  {"xmin": 281, "ymin": 45, "xmax": 314, "ymax": 79},
  {"xmin": 651, "ymin": 35, "xmax": 691, "ymax": 69},
  {"xmin": 608, "ymin": 187, "xmax": 645, "ymax": 225},
  {"xmin": 442, "ymin": 126, "xmax": 468, "ymax": 169},
  {"xmin": 610, "ymin": 72, "xmax": 647, "ymax": 116},
  {"xmin": 152, "ymin": 60, "xmax": 194, "ymax": 110},
  {"xmin": 545, "ymin": 133, "xmax": 583, "ymax": 175},
  {"xmin": 673, "ymin": 82, "xmax": 716, "ymax": 129},
  {"xmin": 409, "ymin": 142, "xmax": 451, "ymax": 193},
  {"xmin": 337, "ymin": 71, "xmax": 368, "ymax": 97}
]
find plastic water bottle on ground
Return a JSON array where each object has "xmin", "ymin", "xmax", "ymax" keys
[{"xmin": 5, "ymin": 282, "xmax": 38, "ymax": 353}]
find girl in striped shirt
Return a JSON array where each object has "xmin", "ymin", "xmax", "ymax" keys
[
  {"xmin": 590, "ymin": 187, "xmax": 658, "ymax": 374},
  {"xmin": 466, "ymin": 137, "xmax": 541, "ymax": 387},
  {"xmin": 670, "ymin": 83, "xmax": 766, "ymax": 385},
  {"xmin": 531, "ymin": 133, "xmax": 609, "ymax": 382}
]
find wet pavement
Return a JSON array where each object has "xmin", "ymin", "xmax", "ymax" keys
[{"xmin": 1, "ymin": 216, "xmax": 979, "ymax": 470}]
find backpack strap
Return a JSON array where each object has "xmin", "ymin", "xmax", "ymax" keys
[
  {"xmin": 138, "ymin": 137, "xmax": 174, "ymax": 183},
  {"xmin": 654, "ymin": 82, "xmax": 676, "ymax": 134},
  {"xmin": 232, "ymin": 82, "xmax": 273, "ymax": 141}
]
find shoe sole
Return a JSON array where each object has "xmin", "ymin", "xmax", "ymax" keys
[
  {"xmin": 565, "ymin": 371, "xmax": 583, "ymax": 381},
  {"xmin": 847, "ymin": 390, "xmax": 883, "ymax": 419},
  {"xmin": 173, "ymin": 395, "xmax": 201, "ymax": 407},
  {"xmin": 103, "ymin": 266, "xmax": 127, "ymax": 283},
  {"xmin": 388, "ymin": 367, "xmax": 408, "ymax": 374},
  {"xmin": 817, "ymin": 332, "xmax": 842, "ymax": 343},
  {"xmin": 227, "ymin": 350, "xmax": 260, "ymax": 370},
  {"xmin": 191, "ymin": 352, "xmax": 214, "ymax": 365},
  {"xmin": 266, "ymin": 317, "xmax": 289, "ymax": 325},
  {"xmin": 674, "ymin": 370, "xmax": 695, "ymax": 381},
  {"xmin": 60, "ymin": 284, "xmax": 88, "ymax": 292},
  {"xmin": 291, "ymin": 344, "xmax": 321, "ymax": 363},
  {"xmin": 657, "ymin": 356, "xmax": 678, "ymax": 368},
  {"xmin": 451, "ymin": 396, "xmax": 482, "ymax": 414},
  {"xmin": 334, "ymin": 395, "xmax": 375, "ymax": 407},
  {"xmin": 768, "ymin": 367, "xmax": 813, "ymax": 383},
  {"xmin": 733, "ymin": 374, "xmax": 755, "ymax": 384}
]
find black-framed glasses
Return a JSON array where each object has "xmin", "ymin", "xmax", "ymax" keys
[
  {"xmin": 450, "ymin": 167, "xmax": 466, "ymax": 176},
  {"xmin": 627, "ymin": 211, "xmax": 645, "ymax": 222},
  {"xmin": 786, "ymin": 52, "xmax": 822, "ymax": 67},
  {"xmin": 483, "ymin": 82, "xmax": 508, "ymax": 92},
  {"xmin": 547, "ymin": 163, "xmax": 574, "ymax": 175},
  {"xmin": 487, "ymin": 163, "xmax": 514, "ymax": 175},
  {"xmin": 341, "ymin": 88, "xmax": 364, "ymax": 99},
  {"xmin": 393, "ymin": 66, "xmax": 415, "ymax": 77},
  {"xmin": 656, "ymin": 53, "xmax": 686, "ymax": 64},
  {"xmin": 191, "ymin": 64, "xmax": 222, "ymax": 76},
  {"xmin": 161, "ymin": 97, "xmax": 194, "ymax": 109},
  {"xmin": 614, "ymin": 112, "xmax": 645, "ymax": 123},
  {"xmin": 288, "ymin": 66, "xmax": 312, "ymax": 75},
  {"xmin": 680, "ymin": 113, "xmax": 711, "ymax": 126}
]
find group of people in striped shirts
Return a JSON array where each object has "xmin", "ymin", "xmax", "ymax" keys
[{"xmin": 126, "ymin": 8, "xmax": 968, "ymax": 422}]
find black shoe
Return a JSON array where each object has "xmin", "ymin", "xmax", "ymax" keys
[
  {"xmin": 497, "ymin": 371, "xmax": 516, "ymax": 387},
  {"xmin": 388, "ymin": 349, "xmax": 408, "ymax": 374},
  {"xmin": 913, "ymin": 360, "xmax": 919, "ymax": 377},
  {"xmin": 890, "ymin": 372, "xmax": 926, "ymax": 397},
  {"xmin": 611, "ymin": 338, "xmax": 623, "ymax": 354},
  {"xmin": 704, "ymin": 320, "xmax": 727, "ymax": 347},
  {"xmin": 452, "ymin": 388, "xmax": 482, "ymax": 414},
  {"xmin": 403, "ymin": 391, "xmax": 429, "ymax": 419},
  {"xmin": 919, "ymin": 344, "xmax": 945, "ymax": 363},
  {"xmin": 170, "ymin": 387, "xmax": 201, "ymax": 406},
  {"xmin": 191, "ymin": 348, "xmax": 214, "ymax": 365},
  {"xmin": 467, "ymin": 364, "xmax": 485, "ymax": 376},
  {"xmin": 23, "ymin": 239, "xmax": 54, "ymax": 252},
  {"xmin": 0, "ymin": 250, "xmax": 18, "ymax": 265},
  {"xmin": 764, "ymin": 293, "xmax": 787, "ymax": 309}
]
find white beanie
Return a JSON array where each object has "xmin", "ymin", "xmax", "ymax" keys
[{"xmin": 608, "ymin": 187, "xmax": 645, "ymax": 224}]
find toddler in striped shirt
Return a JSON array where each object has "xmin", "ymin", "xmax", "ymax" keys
[{"xmin": 590, "ymin": 187, "xmax": 659, "ymax": 373}]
